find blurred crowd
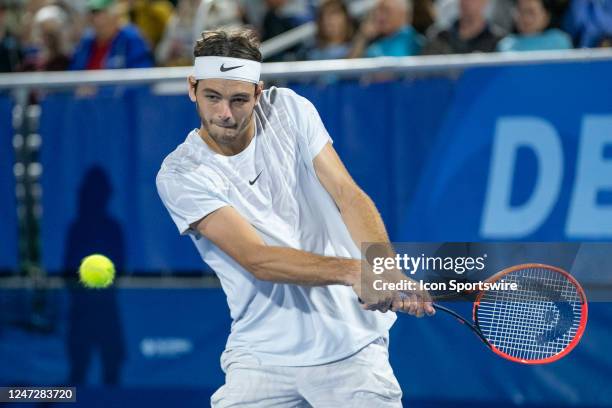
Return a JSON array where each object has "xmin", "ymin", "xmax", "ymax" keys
[{"xmin": 0, "ymin": 0, "xmax": 611, "ymax": 73}]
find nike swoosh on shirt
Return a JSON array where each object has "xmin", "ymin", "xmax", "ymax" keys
[
  {"xmin": 220, "ymin": 64, "xmax": 244, "ymax": 72},
  {"xmin": 249, "ymin": 170, "xmax": 263, "ymax": 185}
]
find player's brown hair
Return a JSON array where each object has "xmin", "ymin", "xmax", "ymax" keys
[{"xmin": 193, "ymin": 28, "xmax": 263, "ymax": 62}]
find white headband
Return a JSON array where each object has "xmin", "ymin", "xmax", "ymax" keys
[{"xmin": 194, "ymin": 56, "xmax": 261, "ymax": 84}]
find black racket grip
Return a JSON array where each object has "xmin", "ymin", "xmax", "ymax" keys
[{"xmin": 433, "ymin": 303, "xmax": 491, "ymax": 347}]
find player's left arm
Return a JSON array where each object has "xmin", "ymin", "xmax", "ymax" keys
[{"xmin": 313, "ymin": 142, "xmax": 434, "ymax": 316}]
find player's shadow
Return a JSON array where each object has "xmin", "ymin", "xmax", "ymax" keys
[{"xmin": 63, "ymin": 166, "xmax": 126, "ymax": 385}]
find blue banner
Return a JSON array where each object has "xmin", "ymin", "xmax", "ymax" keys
[
  {"xmin": 291, "ymin": 77, "xmax": 456, "ymax": 239},
  {"xmin": 38, "ymin": 61, "xmax": 612, "ymax": 274},
  {"xmin": 0, "ymin": 96, "xmax": 17, "ymax": 272},
  {"xmin": 294, "ymin": 62, "xmax": 612, "ymax": 242},
  {"xmin": 39, "ymin": 90, "xmax": 203, "ymax": 274},
  {"xmin": 398, "ymin": 62, "xmax": 612, "ymax": 241}
]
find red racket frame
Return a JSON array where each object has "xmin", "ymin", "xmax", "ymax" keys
[{"xmin": 473, "ymin": 263, "xmax": 588, "ymax": 364}]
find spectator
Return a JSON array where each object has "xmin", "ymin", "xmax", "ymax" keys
[
  {"xmin": 28, "ymin": 1, "xmax": 90, "ymax": 58},
  {"xmin": 563, "ymin": 0, "xmax": 612, "ymax": 48},
  {"xmin": 0, "ymin": 1, "xmax": 22, "ymax": 72},
  {"xmin": 412, "ymin": 0, "xmax": 436, "ymax": 34},
  {"xmin": 240, "ymin": 0, "xmax": 312, "ymax": 33},
  {"xmin": 544, "ymin": 0, "xmax": 570, "ymax": 29},
  {"xmin": 16, "ymin": 0, "xmax": 45, "ymax": 55},
  {"xmin": 261, "ymin": 0, "xmax": 299, "ymax": 41},
  {"xmin": 70, "ymin": 0, "xmax": 153, "ymax": 70},
  {"xmin": 155, "ymin": 0, "xmax": 199, "ymax": 66},
  {"xmin": 157, "ymin": 0, "xmax": 245, "ymax": 66},
  {"xmin": 262, "ymin": 0, "xmax": 310, "ymax": 60},
  {"xmin": 304, "ymin": 0, "xmax": 355, "ymax": 60},
  {"xmin": 422, "ymin": 0, "xmax": 502, "ymax": 54},
  {"xmin": 22, "ymin": 5, "xmax": 71, "ymax": 71},
  {"xmin": 350, "ymin": 0, "xmax": 424, "ymax": 58},
  {"xmin": 192, "ymin": 0, "xmax": 244, "ymax": 38},
  {"xmin": 119, "ymin": 0, "xmax": 174, "ymax": 50},
  {"xmin": 497, "ymin": 0, "xmax": 572, "ymax": 52},
  {"xmin": 239, "ymin": 0, "xmax": 270, "ymax": 33},
  {"xmin": 434, "ymin": 0, "xmax": 516, "ymax": 32}
]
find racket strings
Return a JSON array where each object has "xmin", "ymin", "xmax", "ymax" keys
[{"xmin": 476, "ymin": 267, "xmax": 583, "ymax": 361}]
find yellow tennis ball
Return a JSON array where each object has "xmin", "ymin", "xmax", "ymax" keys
[{"xmin": 79, "ymin": 254, "xmax": 115, "ymax": 288}]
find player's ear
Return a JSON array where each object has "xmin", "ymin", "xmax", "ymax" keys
[
  {"xmin": 255, "ymin": 81, "xmax": 264, "ymax": 102},
  {"xmin": 188, "ymin": 76, "xmax": 197, "ymax": 102}
]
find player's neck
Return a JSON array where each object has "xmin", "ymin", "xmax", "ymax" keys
[{"xmin": 199, "ymin": 117, "xmax": 255, "ymax": 156}]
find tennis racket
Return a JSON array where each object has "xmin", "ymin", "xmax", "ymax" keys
[{"xmin": 432, "ymin": 263, "xmax": 588, "ymax": 364}]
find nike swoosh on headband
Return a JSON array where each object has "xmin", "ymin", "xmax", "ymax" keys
[{"xmin": 220, "ymin": 64, "xmax": 244, "ymax": 72}]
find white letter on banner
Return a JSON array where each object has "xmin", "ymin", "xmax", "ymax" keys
[
  {"xmin": 567, "ymin": 115, "xmax": 612, "ymax": 237},
  {"xmin": 481, "ymin": 117, "xmax": 563, "ymax": 238}
]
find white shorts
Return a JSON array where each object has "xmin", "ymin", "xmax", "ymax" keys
[{"xmin": 211, "ymin": 337, "xmax": 403, "ymax": 407}]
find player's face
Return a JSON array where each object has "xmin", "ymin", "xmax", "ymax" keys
[{"xmin": 189, "ymin": 78, "xmax": 261, "ymax": 147}]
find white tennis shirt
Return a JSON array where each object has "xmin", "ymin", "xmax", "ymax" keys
[{"xmin": 156, "ymin": 87, "xmax": 395, "ymax": 366}]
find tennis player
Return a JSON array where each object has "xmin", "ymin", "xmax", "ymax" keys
[{"xmin": 156, "ymin": 28, "xmax": 434, "ymax": 407}]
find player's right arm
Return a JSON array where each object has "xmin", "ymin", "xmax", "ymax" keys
[{"xmin": 191, "ymin": 206, "xmax": 360, "ymax": 287}]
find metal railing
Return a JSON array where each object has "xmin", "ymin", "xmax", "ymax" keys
[{"xmin": 1, "ymin": 48, "xmax": 612, "ymax": 90}]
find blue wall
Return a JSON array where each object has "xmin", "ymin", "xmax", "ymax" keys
[
  {"xmin": 9, "ymin": 59, "xmax": 609, "ymax": 406},
  {"xmin": 38, "ymin": 90, "xmax": 203, "ymax": 274},
  {"xmin": 38, "ymin": 61, "xmax": 612, "ymax": 275},
  {"xmin": 397, "ymin": 63, "xmax": 612, "ymax": 241},
  {"xmin": 0, "ymin": 96, "xmax": 17, "ymax": 272},
  {"xmin": 294, "ymin": 62, "xmax": 612, "ymax": 242}
]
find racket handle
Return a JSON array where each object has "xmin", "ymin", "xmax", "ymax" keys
[
  {"xmin": 432, "ymin": 303, "xmax": 467, "ymax": 324},
  {"xmin": 432, "ymin": 303, "xmax": 491, "ymax": 348}
]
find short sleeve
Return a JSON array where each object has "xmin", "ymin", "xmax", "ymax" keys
[
  {"xmin": 156, "ymin": 169, "xmax": 228, "ymax": 235},
  {"xmin": 277, "ymin": 88, "xmax": 333, "ymax": 160}
]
